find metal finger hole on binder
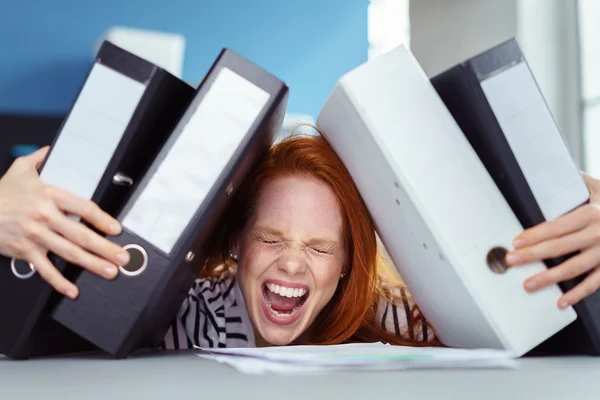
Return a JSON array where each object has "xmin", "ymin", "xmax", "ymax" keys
[
  {"xmin": 185, "ymin": 251, "xmax": 195, "ymax": 262},
  {"xmin": 118, "ymin": 244, "xmax": 148, "ymax": 276},
  {"xmin": 486, "ymin": 247, "xmax": 511, "ymax": 274},
  {"xmin": 10, "ymin": 258, "xmax": 36, "ymax": 279},
  {"xmin": 112, "ymin": 172, "xmax": 134, "ymax": 187},
  {"xmin": 226, "ymin": 182, "xmax": 234, "ymax": 196}
]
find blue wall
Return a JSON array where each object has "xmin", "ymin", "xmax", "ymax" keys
[{"xmin": 0, "ymin": 0, "xmax": 367, "ymax": 119}]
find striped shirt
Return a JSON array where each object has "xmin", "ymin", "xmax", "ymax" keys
[{"xmin": 162, "ymin": 274, "xmax": 435, "ymax": 349}]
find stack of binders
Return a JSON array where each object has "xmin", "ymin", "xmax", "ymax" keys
[
  {"xmin": 316, "ymin": 38, "xmax": 598, "ymax": 357},
  {"xmin": 430, "ymin": 39, "xmax": 600, "ymax": 355},
  {"xmin": 0, "ymin": 40, "xmax": 195, "ymax": 360},
  {"xmin": 2, "ymin": 35, "xmax": 596, "ymax": 361},
  {"xmin": 0, "ymin": 41, "xmax": 289, "ymax": 359},
  {"xmin": 52, "ymin": 48, "xmax": 289, "ymax": 358}
]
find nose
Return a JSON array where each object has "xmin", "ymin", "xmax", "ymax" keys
[{"xmin": 278, "ymin": 249, "xmax": 308, "ymax": 276}]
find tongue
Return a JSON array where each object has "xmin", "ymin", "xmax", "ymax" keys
[{"xmin": 267, "ymin": 291, "xmax": 302, "ymax": 312}]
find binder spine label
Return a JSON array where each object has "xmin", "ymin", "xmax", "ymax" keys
[
  {"xmin": 480, "ymin": 62, "xmax": 589, "ymax": 221},
  {"xmin": 39, "ymin": 63, "xmax": 146, "ymax": 206},
  {"xmin": 121, "ymin": 67, "xmax": 271, "ymax": 254}
]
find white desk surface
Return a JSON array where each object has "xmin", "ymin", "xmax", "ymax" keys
[{"xmin": 0, "ymin": 350, "xmax": 598, "ymax": 400}]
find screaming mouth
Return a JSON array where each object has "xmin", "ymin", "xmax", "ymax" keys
[{"xmin": 263, "ymin": 282, "xmax": 308, "ymax": 318}]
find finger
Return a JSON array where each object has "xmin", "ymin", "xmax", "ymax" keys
[
  {"xmin": 32, "ymin": 225, "xmax": 119, "ymax": 280},
  {"xmin": 22, "ymin": 146, "xmax": 50, "ymax": 170},
  {"xmin": 582, "ymin": 172, "xmax": 600, "ymax": 191},
  {"xmin": 513, "ymin": 205, "xmax": 597, "ymax": 249},
  {"xmin": 49, "ymin": 212, "xmax": 129, "ymax": 266},
  {"xmin": 42, "ymin": 185, "xmax": 122, "ymax": 236},
  {"xmin": 507, "ymin": 226, "xmax": 598, "ymax": 266},
  {"xmin": 7, "ymin": 146, "xmax": 50, "ymax": 175},
  {"xmin": 557, "ymin": 267, "xmax": 600, "ymax": 309},
  {"xmin": 583, "ymin": 172, "xmax": 600, "ymax": 203},
  {"xmin": 28, "ymin": 250, "xmax": 79, "ymax": 299},
  {"xmin": 523, "ymin": 247, "xmax": 600, "ymax": 292}
]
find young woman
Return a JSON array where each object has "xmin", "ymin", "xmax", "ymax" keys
[
  {"xmin": 162, "ymin": 133, "xmax": 436, "ymax": 349},
  {"xmin": 2, "ymin": 132, "xmax": 600, "ymax": 349}
]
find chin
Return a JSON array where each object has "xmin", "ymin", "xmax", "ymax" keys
[
  {"xmin": 260, "ymin": 331, "xmax": 298, "ymax": 346},
  {"xmin": 254, "ymin": 279, "xmax": 313, "ymax": 346}
]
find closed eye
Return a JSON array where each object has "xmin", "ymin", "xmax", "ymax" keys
[
  {"xmin": 251, "ymin": 230, "xmax": 282, "ymax": 245},
  {"xmin": 310, "ymin": 247, "xmax": 333, "ymax": 255}
]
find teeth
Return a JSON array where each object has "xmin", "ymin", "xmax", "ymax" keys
[{"xmin": 266, "ymin": 283, "xmax": 307, "ymax": 298}]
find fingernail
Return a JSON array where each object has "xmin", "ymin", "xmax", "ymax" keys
[
  {"xmin": 66, "ymin": 288, "xmax": 78, "ymax": 299},
  {"xmin": 513, "ymin": 238, "xmax": 526, "ymax": 248},
  {"xmin": 558, "ymin": 299, "xmax": 569, "ymax": 309},
  {"xmin": 524, "ymin": 279, "xmax": 537, "ymax": 291},
  {"xmin": 117, "ymin": 252, "xmax": 129, "ymax": 265},
  {"xmin": 110, "ymin": 223, "xmax": 122, "ymax": 235},
  {"xmin": 505, "ymin": 252, "xmax": 521, "ymax": 265},
  {"xmin": 104, "ymin": 266, "xmax": 118, "ymax": 278}
]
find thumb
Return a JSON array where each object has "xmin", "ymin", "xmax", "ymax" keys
[
  {"xmin": 582, "ymin": 171, "xmax": 600, "ymax": 198},
  {"xmin": 22, "ymin": 146, "xmax": 50, "ymax": 170}
]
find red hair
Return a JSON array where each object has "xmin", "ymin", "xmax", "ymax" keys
[{"xmin": 201, "ymin": 131, "xmax": 438, "ymax": 347}]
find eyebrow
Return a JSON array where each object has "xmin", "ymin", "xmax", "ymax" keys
[{"xmin": 253, "ymin": 226, "xmax": 340, "ymax": 247}]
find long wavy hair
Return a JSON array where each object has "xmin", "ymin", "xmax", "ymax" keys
[{"xmin": 201, "ymin": 130, "xmax": 438, "ymax": 347}]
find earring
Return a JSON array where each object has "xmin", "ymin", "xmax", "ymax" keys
[
  {"xmin": 229, "ymin": 251, "xmax": 239, "ymax": 261},
  {"xmin": 340, "ymin": 272, "xmax": 346, "ymax": 279}
]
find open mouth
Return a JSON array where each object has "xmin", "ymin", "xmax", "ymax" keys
[{"xmin": 261, "ymin": 282, "xmax": 309, "ymax": 324}]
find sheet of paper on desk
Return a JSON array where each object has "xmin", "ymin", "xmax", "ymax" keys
[{"xmin": 195, "ymin": 342, "xmax": 518, "ymax": 375}]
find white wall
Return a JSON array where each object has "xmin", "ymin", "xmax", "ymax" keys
[
  {"xmin": 409, "ymin": 0, "xmax": 518, "ymax": 77},
  {"xmin": 409, "ymin": 0, "xmax": 583, "ymax": 165}
]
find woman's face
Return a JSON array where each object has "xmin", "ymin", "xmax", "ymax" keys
[{"xmin": 233, "ymin": 175, "xmax": 346, "ymax": 346}]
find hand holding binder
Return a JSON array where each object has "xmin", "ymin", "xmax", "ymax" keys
[
  {"xmin": 0, "ymin": 40, "xmax": 196, "ymax": 360},
  {"xmin": 430, "ymin": 37, "xmax": 600, "ymax": 355},
  {"xmin": 507, "ymin": 173, "xmax": 600, "ymax": 308},
  {"xmin": 0, "ymin": 146, "xmax": 129, "ymax": 298}
]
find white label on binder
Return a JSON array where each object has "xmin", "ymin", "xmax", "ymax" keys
[
  {"xmin": 480, "ymin": 62, "xmax": 589, "ymax": 221},
  {"xmin": 39, "ymin": 63, "xmax": 146, "ymax": 203},
  {"xmin": 122, "ymin": 67, "xmax": 271, "ymax": 254}
]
